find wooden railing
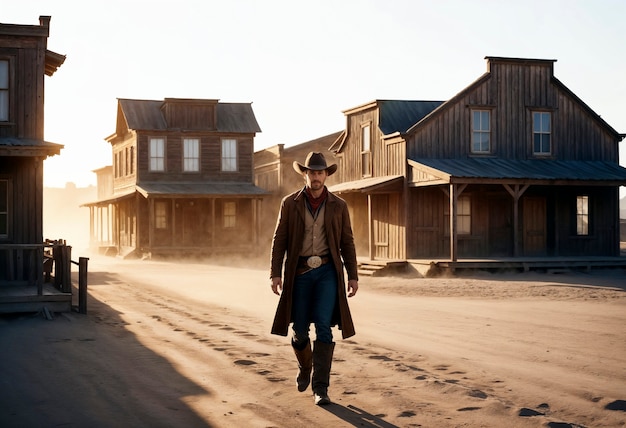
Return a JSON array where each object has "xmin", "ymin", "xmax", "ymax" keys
[{"xmin": 0, "ymin": 240, "xmax": 71, "ymax": 294}]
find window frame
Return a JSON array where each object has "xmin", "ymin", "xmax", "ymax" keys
[
  {"xmin": 149, "ymin": 137, "xmax": 166, "ymax": 172},
  {"xmin": 471, "ymin": 109, "xmax": 491, "ymax": 154},
  {"xmin": 575, "ymin": 195, "xmax": 590, "ymax": 236},
  {"xmin": 0, "ymin": 59, "xmax": 9, "ymax": 122},
  {"xmin": 154, "ymin": 200, "xmax": 168, "ymax": 229},
  {"xmin": 221, "ymin": 138, "xmax": 237, "ymax": 172},
  {"xmin": 361, "ymin": 123, "xmax": 372, "ymax": 177},
  {"xmin": 183, "ymin": 138, "xmax": 200, "ymax": 172},
  {"xmin": 223, "ymin": 201, "xmax": 236, "ymax": 228},
  {"xmin": 0, "ymin": 179, "xmax": 10, "ymax": 239},
  {"xmin": 532, "ymin": 111, "xmax": 552, "ymax": 156},
  {"xmin": 443, "ymin": 195, "xmax": 471, "ymax": 236}
]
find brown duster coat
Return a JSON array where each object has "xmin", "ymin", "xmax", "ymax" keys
[{"xmin": 270, "ymin": 187, "xmax": 358, "ymax": 339}]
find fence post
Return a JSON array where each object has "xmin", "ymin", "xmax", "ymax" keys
[
  {"xmin": 78, "ymin": 257, "xmax": 89, "ymax": 314},
  {"xmin": 61, "ymin": 245, "xmax": 72, "ymax": 293}
]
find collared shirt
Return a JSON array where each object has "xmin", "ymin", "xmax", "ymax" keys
[{"xmin": 300, "ymin": 201, "xmax": 329, "ymax": 257}]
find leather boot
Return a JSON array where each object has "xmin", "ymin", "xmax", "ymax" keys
[
  {"xmin": 292, "ymin": 339, "xmax": 312, "ymax": 392},
  {"xmin": 312, "ymin": 341, "xmax": 335, "ymax": 405}
]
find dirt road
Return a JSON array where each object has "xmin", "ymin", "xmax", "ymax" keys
[{"xmin": 1, "ymin": 256, "xmax": 625, "ymax": 427}]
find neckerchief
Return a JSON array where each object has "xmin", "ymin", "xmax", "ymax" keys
[{"xmin": 305, "ymin": 186, "xmax": 328, "ymax": 217}]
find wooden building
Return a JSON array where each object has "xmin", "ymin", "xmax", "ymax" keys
[
  {"xmin": 254, "ymin": 132, "xmax": 340, "ymax": 247},
  {"xmin": 0, "ymin": 16, "xmax": 71, "ymax": 312},
  {"xmin": 84, "ymin": 98, "xmax": 267, "ymax": 258},
  {"xmin": 329, "ymin": 57, "xmax": 626, "ymax": 271}
]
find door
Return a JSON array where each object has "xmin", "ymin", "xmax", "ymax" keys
[
  {"xmin": 488, "ymin": 195, "xmax": 512, "ymax": 256},
  {"xmin": 523, "ymin": 197, "xmax": 546, "ymax": 256}
]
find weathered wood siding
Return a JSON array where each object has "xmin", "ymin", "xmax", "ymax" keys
[
  {"xmin": 406, "ymin": 61, "xmax": 618, "ymax": 162},
  {"xmin": 133, "ymin": 132, "xmax": 255, "ymax": 183}
]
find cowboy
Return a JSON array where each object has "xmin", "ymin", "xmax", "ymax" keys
[{"xmin": 270, "ymin": 151, "xmax": 359, "ymax": 405}]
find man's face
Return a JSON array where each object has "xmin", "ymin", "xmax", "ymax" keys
[{"xmin": 305, "ymin": 169, "xmax": 327, "ymax": 191}]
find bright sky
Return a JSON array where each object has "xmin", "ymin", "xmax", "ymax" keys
[{"xmin": 4, "ymin": 0, "xmax": 626, "ymax": 190}]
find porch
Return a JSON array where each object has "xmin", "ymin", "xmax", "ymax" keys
[
  {"xmin": 0, "ymin": 241, "xmax": 76, "ymax": 314},
  {"xmin": 359, "ymin": 254, "xmax": 626, "ymax": 277}
]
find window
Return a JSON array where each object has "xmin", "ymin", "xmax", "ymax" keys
[
  {"xmin": 150, "ymin": 138, "xmax": 165, "ymax": 171},
  {"xmin": 221, "ymin": 139, "xmax": 237, "ymax": 172},
  {"xmin": 0, "ymin": 179, "xmax": 8, "ymax": 237},
  {"xmin": 155, "ymin": 201, "xmax": 168, "ymax": 229},
  {"xmin": 533, "ymin": 112, "xmax": 551, "ymax": 155},
  {"xmin": 183, "ymin": 138, "xmax": 200, "ymax": 172},
  {"xmin": 576, "ymin": 195, "xmax": 589, "ymax": 236},
  {"xmin": 0, "ymin": 60, "xmax": 8, "ymax": 121},
  {"xmin": 361, "ymin": 124, "xmax": 371, "ymax": 177},
  {"xmin": 129, "ymin": 146, "xmax": 135, "ymax": 175},
  {"xmin": 223, "ymin": 201, "xmax": 236, "ymax": 228},
  {"xmin": 444, "ymin": 195, "xmax": 471, "ymax": 235},
  {"xmin": 471, "ymin": 110, "xmax": 490, "ymax": 153}
]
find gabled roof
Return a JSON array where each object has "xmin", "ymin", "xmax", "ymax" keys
[
  {"xmin": 117, "ymin": 98, "xmax": 262, "ymax": 133},
  {"xmin": 409, "ymin": 158, "xmax": 626, "ymax": 186},
  {"xmin": 406, "ymin": 57, "xmax": 623, "ymax": 140}
]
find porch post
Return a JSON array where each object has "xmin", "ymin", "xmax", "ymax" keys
[
  {"xmin": 368, "ymin": 194, "xmax": 374, "ymax": 260},
  {"xmin": 449, "ymin": 184, "xmax": 457, "ymax": 262},
  {"xmin": 503, "ymin": 184, "xmax": 529, "ymax": 257}
]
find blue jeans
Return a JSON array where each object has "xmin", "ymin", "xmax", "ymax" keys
[{"xmin": 291, "ymin": 262, "xmax": 337, "ymax": 344}]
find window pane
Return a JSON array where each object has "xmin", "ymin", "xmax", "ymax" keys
[
  {"xmin": 150, "ymin": 138, "xmax": 165, "ymax": 171},
  {"xmin": 576, "ymin": 196, "xmax": 589, "ymax": 235},
  {"xmin": 223, "ymin": 201, "xmax": 236, "ymax": 228},
  {"xmin": 183, "ymin": 138, "xmax": 199, "ymax": 172},
  {"xmin": 471, "ymin": 110, "xmax": 490, "ymax": 153},
  {"xmin": 362, "ymin": 125, "xmax": 370, "ymax": 151},
  {"xmin": 221, "ymin": 139, "xmax": 237, "ymax": 172}
]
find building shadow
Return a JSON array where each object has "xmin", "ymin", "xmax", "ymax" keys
[{"xmin": 321, "ymin": 403, "xmax": 399, "ymax": 428}]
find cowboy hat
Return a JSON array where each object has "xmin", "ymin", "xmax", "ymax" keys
[{"xmin": 293, "ymin": 152, "xmax": 337, "ymax": 176}]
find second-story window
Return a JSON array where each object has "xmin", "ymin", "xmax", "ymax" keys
[
  {"xmin": 0, "ymin": 60, "xmax": 8, "ymax": 121},
  {"xmin": 0, "ymin": 179, "xmax": 8, "ymax": 238},
  {"xmin": 150, "ymin": 138, "xmax": 165, "ymax": 171},
  {"xmin": 471, "ymin": 110, "xmax": 491, "ymax": 153},
  {"xmin": 533, "ymin": 112, "xmax": 551, "ymax": 155},
  {"xmin": 129, "ymin": 146, "xmax": 135, "ymax": 175},
  {"xmin": 183, "ymin": 138, "xmax": 200, "ymax": 172},
  {"xmin": 361, "ymin": 124, "xmax": 371, "ymax": 177},
  {"xmin": 221, "ymin": 139, "xmax": 237, "ymax": 172}
]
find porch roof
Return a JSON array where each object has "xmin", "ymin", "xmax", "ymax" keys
[
  {"xmin": 136, "ymin": 182, "xmax": 269, "ymax": 198},
  {"xmin": 409, "ymin": 158, "xmax": 626, "ymax": 186},
  {"xmin": 328, "ymin": 175, "xmax": 404, "ymax": 194},
  {"xmin": 81, "ymin": 182, "xmax": 268, "ymax": 207}
]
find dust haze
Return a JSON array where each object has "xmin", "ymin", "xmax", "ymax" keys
[{"xmin": 28, "ymin": 184, "xmax": 626, "ymax": 427}]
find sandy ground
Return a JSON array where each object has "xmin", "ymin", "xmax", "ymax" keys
[{"xmin": 1, "ymin": 255, "xmax": 625, "ymax": 428}]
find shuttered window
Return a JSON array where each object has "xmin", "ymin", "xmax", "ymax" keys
[
  {"xmin": 533, "ymin": 112, "xmax": 551, "ymax": 155},
  {"xmin": 183, "ymin": 138, "xmax": 200, "ymax": 172},
  {"xmin": 471, "ymin": 110, "xmax": 491, "ymax": 153},
  {"xmin": 221, "ymin": 139, "xmax": 237, "ymax": 172},
  {"xmin": 0, "ymin": 60, "xmax": 8, "ymax": 121},
  {"xmin": 150, "ymin": 138, "xmax": 165, "ymax": 171}
]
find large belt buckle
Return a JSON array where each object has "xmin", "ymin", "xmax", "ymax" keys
[{"xmin": 306, "ymin": 255, "xmax": 322, "ymax": 269}]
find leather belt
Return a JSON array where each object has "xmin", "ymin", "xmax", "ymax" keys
[{"xmin": 296, "ymin": 255, "xmax": 330, "ymax": 275}]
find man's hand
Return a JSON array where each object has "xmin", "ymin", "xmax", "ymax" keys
[
  {"xmin": 271, "ymin": 277, "xmax": 283, "ymax": 295},
  {"xmin": 347, "ymin": 279, "xmax": 358, "ymax": 297}
]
